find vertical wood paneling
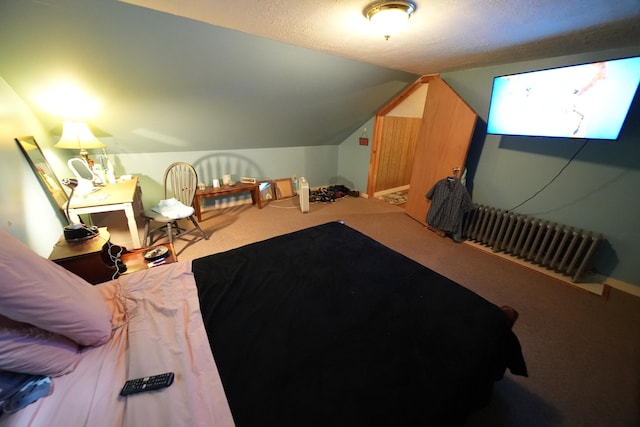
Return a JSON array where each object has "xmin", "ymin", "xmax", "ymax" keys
[{"xmin": 374, "ymin": 117, "xmax": 421, "ymax": 192}]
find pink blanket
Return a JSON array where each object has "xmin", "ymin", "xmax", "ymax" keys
[{"xmin": 0, "ymin": 261, "xmax": 234, "ymax": 427}]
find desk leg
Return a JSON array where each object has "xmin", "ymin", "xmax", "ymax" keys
[{"xmin": 123, "ymin": 203, "xmax": 142, "ymax": 248}]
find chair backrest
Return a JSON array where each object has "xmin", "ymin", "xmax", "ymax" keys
[{"xmin": 163, "ymin": 162, "xmax": 198, "ymax": 205}]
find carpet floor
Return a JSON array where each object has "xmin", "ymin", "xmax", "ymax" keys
[{"xmin": 102, "ymin": 195, "xmax": 640, "ymax": 427}]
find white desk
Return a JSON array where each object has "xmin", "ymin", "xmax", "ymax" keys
[{"xmin": 67, "ymin": 177, "xmax": 142, "ymax": 248}]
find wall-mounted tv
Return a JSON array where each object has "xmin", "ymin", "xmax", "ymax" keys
[{"xmin": 487, "ymin": 56, "xmax": 640, "ymax": 140}]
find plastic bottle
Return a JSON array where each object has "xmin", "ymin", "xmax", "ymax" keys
[{"xmin": 106, "ymin": 160, "xmax": 116, "ymax": 184}]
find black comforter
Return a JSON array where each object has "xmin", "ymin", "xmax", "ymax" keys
[{"xmin": 192, "ymin": 222, "xmax": 527, "ymax": 427}]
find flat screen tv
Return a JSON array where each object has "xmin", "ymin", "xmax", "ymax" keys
[{"xmin": 487, "ymin": 56, "xmax": 640, "ymax": 140}]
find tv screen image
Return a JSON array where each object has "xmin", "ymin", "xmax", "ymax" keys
[{"xmin": 487, "ymin": 56, "xmax": 640, "ymax": 140}]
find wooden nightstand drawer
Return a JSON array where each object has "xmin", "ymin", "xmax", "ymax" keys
[{"xmin": 49, "ymin": 228, "xmax": 119, "ymax": 284}]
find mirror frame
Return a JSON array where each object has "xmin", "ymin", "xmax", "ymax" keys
[
  {"xmin": 15, "ymin": 136, "xmax": 69, "ymax": 219},
  {"xmin": 68, "ymin": 157, "xmax": 95, "ymax": 181}
]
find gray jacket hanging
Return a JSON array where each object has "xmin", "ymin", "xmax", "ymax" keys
[{"xmin": 425, "ymin": 177, "xmax": 473, "ymax": 235}]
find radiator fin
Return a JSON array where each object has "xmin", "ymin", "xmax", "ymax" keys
[{"xmin": 462, "ymin": 205, "xmax": 602, "ymax": 282}]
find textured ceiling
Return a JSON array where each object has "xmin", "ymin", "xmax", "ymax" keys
[
  {"xmin": 1, "ymin": 0, "xmax": 639, "ymax": 155},
  {"xmin": 122, "ymin": 0, "xmax": 640, "ymax": 75}
]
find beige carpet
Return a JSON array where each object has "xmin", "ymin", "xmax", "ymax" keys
[{"xmin": 104, "ymin": 196, "xmax": 640, "ymax": 426}]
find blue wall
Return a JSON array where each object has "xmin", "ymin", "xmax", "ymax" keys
[
  {"xmin": 0, "ymin": 78, "xmax": 68, "ymax": 256},
  {"xmin": 4, "ymin": 44, "xmax": 639, "ymax": 289},
  {"xmin": 337, "ymin": 117, "xmax": 375, "ymax": 193},
  {"xmin": 113, "ymin": 146, "xmax": 340, "ymax": 208},
  {"xmin": 441, "ymin": 47, "xmax": 640, "ymax": 287}
]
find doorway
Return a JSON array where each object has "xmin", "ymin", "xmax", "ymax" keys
[{"xmin": 366, "ymin": 79, "xmax": 428, "ymax": 200}]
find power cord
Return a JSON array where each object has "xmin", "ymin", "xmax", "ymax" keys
[
  {"xmin": 507, "ymin": 139, "xmax": 589, "ymax": 212},
  {"xmin": 103, "ymin": 239, "xmax": 125, "ymax": 280},
  {"xmin": 67, "ymin": 225, "xmax": 126, "ymax": 280}
]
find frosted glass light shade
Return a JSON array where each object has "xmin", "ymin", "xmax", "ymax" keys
[{"xmin": 365, "ymin": 1, "xmax": 416, "ymax": 40}]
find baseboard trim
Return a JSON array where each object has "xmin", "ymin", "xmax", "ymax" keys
[
  {"xmin": 462, "ymin": 241, "xmax": 640, "ymax": 299},
  {"xmin": 463, "ymin": 241, "xmax": 608, "ymax": 297},
  {"xmin": 593, "ymin": 274, "xmax": 640, "ymax": 299}
]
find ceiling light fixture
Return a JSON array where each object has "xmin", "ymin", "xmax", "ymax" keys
[{"xmin": 364, "ymin": 1, "xmax": 416, "ymax": 41}]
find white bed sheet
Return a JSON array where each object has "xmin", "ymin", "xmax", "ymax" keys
[{"xmin": 0, "ymin": 261, "xmax": 235, "ymax": 427}]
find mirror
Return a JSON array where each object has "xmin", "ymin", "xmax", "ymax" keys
[
  {"xmin": 67, "ymin": 158, "xmax": 96, "ymax": 195},
  {"xmin": 68, "ymin": 158, "xmax": 95, "ymax": 180},
  {"xmin": 15, "ymin": 136, "xmax": 68, "ymax": 219}
]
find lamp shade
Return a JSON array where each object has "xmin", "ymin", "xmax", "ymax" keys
[{"xmin": 54, "ymin": 121, "xmax": 105, "ymax": 151}]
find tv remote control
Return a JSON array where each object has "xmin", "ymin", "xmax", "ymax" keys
[{"xmin": 120, "ymin": 372, "xmax": 174, "ymax": 396}]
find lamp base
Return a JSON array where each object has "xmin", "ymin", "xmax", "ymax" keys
[{"xmin": 64, "ymin": 224, "xmax": 99, "ymax": 242}]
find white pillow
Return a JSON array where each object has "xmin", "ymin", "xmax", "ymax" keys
[{"xmin": 0, "ymin": 229, "xmax": 112, "ymax": 346}]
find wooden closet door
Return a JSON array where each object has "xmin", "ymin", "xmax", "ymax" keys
[{"xmin": 405, "ymin": 76, "xmax": 477, "ymax": 226}]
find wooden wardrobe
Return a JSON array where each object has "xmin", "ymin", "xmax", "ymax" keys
[{"xmin": 367, "ymin": 75, "xmax": 477, "ymax": 226}]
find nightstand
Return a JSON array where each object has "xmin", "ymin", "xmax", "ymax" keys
[
  {"xmin": 119, "ymin": 243, "xmax": 177, "ymax": 275},
  {"xmin": 49, "ymin": 227, "xmax": 119, "ymax": 284}
]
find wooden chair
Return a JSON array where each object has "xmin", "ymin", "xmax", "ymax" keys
[{"xmin": 142, "ymin": 162, "xmax": 208, "ymax": 246}]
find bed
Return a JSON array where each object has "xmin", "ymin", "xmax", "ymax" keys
[{"xmin": 0, "ymin": 222, "xmax": 526, "ymax": 426}]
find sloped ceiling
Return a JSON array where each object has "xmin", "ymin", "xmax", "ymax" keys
[
  {"xmin": 0, "ymin": 0, "xmax": 417, "ymax": 153},
  {"xmin": 1, "ymin": 0, "xmax": 638, "ymax": 154},
  {"xmin": 123, "ymin": 0, "xmax": 640, "ymax": 75}
]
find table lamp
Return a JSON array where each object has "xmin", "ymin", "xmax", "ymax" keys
[{"xmin": 54, "ymin": 120, "xmax": 105, "ymax": 163}]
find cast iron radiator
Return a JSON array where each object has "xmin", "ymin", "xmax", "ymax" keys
[{"xmin": 462, "ymin": 205, "xmax": 603, "ymax": 282}]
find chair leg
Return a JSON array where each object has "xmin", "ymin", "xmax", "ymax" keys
[
  {"xmin": 166, "ymin": 222, "xmax": 174, "ymax": 246},
  {"xmin": 143, "ymin": 218, "xmax": 150, "ymax": 246},
  {"xmin": 189, "ymin": 215, "xmax": 209, "ymax": 240}
]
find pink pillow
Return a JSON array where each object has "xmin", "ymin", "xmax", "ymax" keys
[
  {"xmin": 0, "ymin": 229, "xmax": 112, "ymax": 346},
  {"xmin": 0, "ymin": 315, "xmax": 80, "ymax": 377}
]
